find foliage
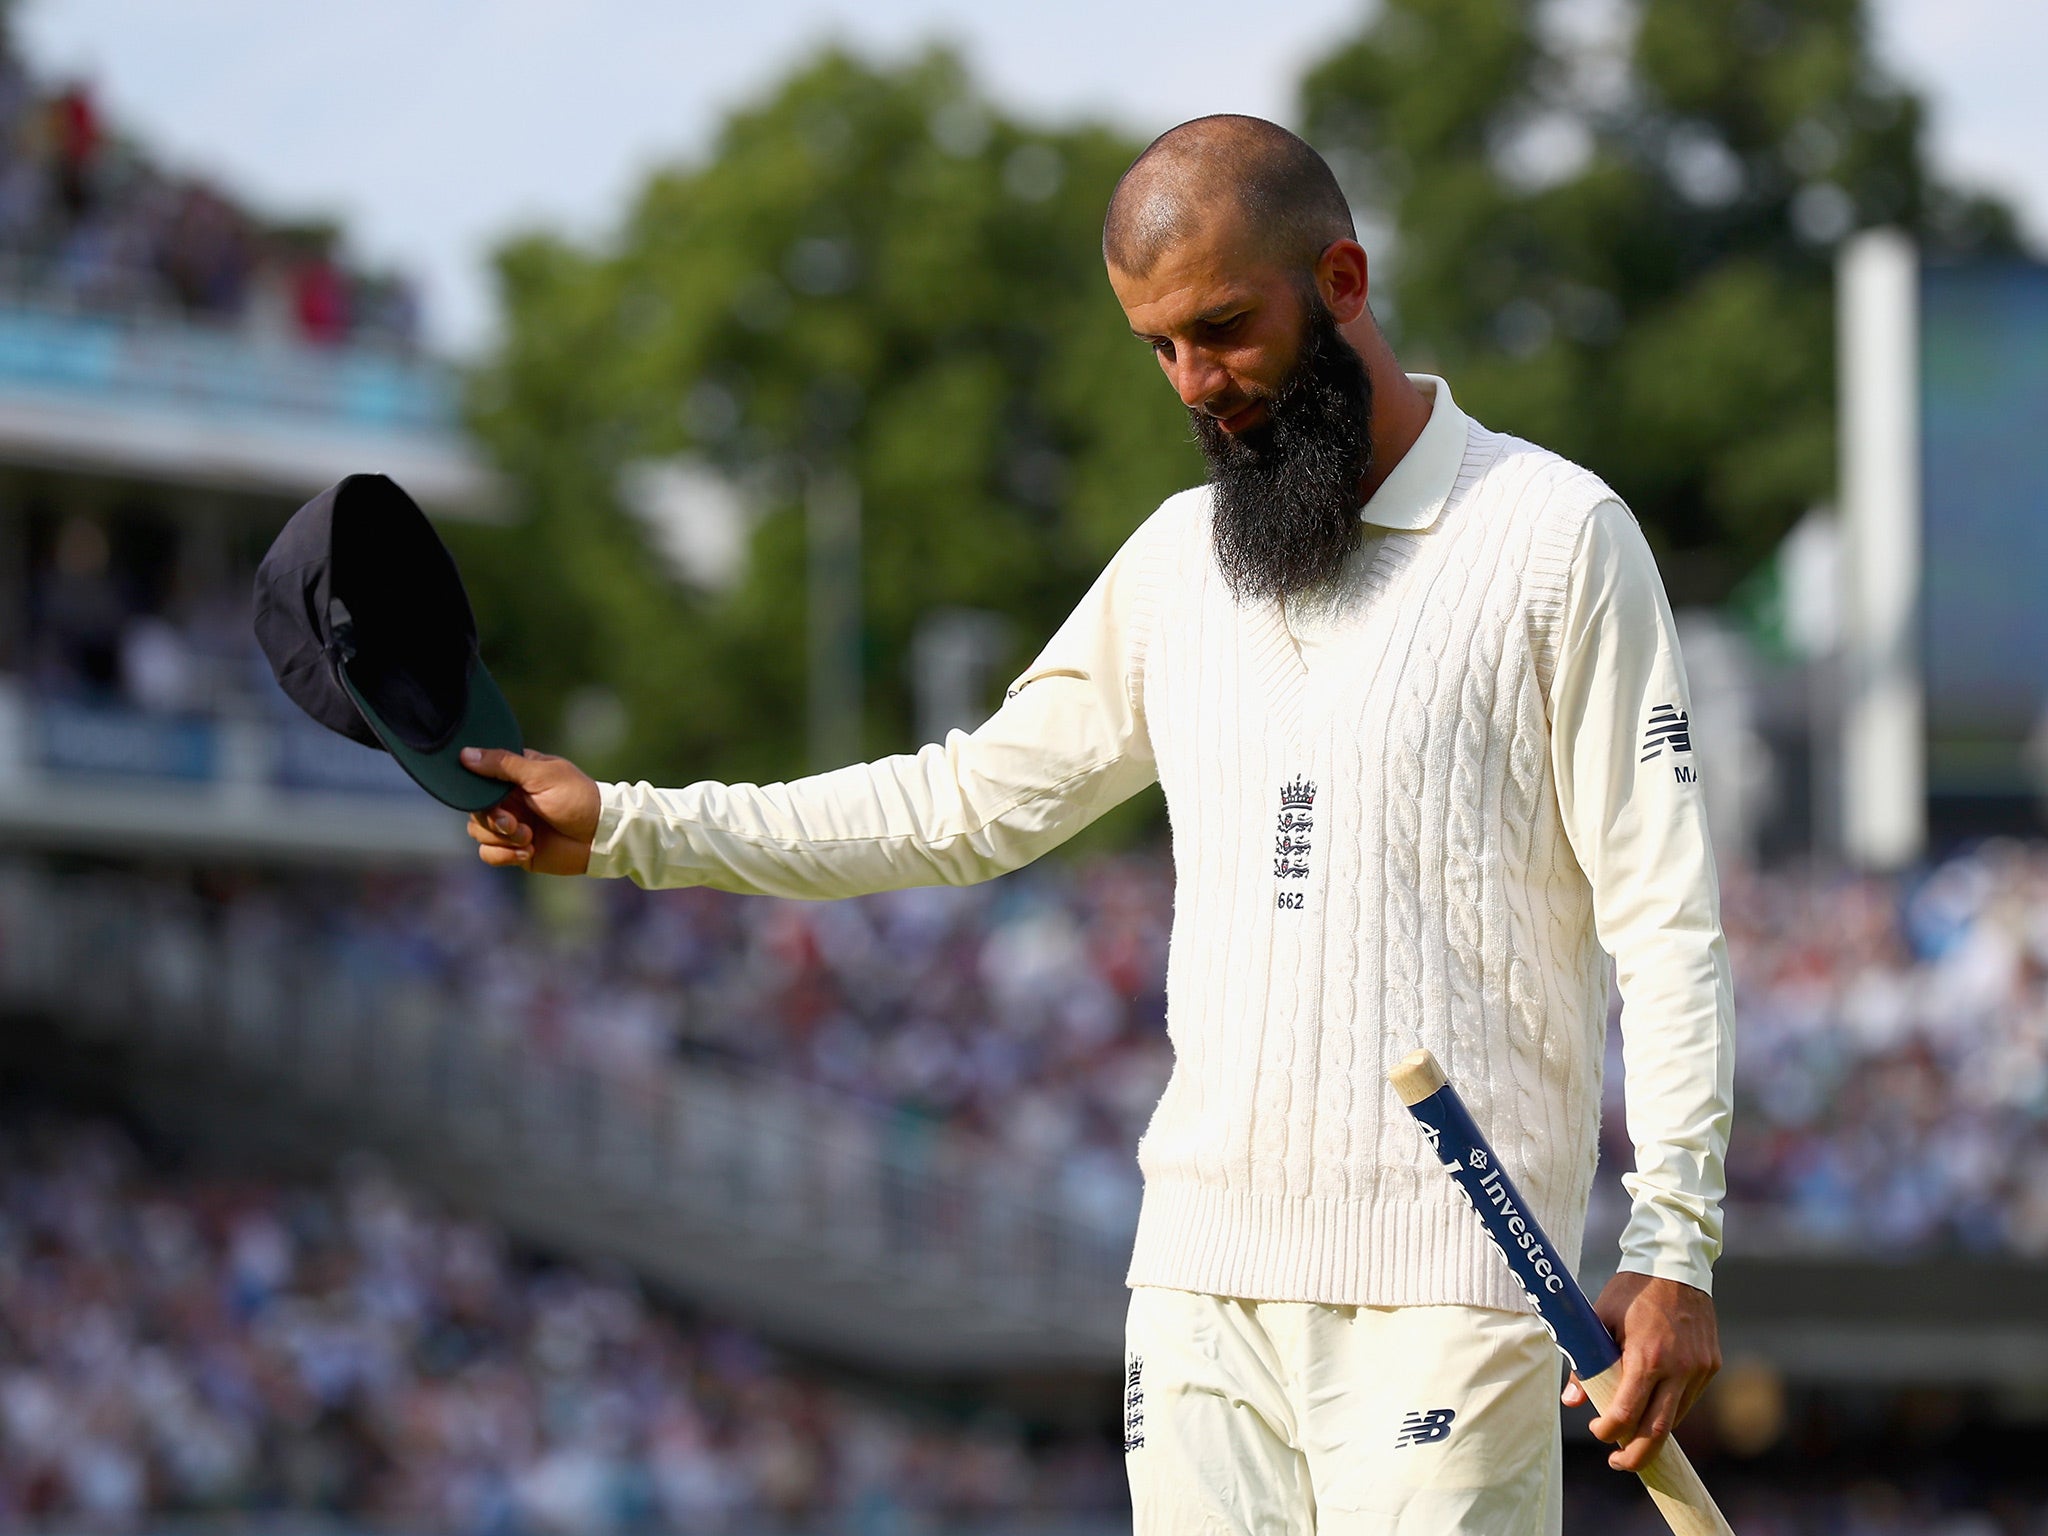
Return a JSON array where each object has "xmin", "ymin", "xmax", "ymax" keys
[
  {"xmin": 459, "ymin": 49, "xmax": 1196, "ymax": 787},
  {"xmin": 464, "ymin": 5, "xmax": 2026, "ymax": 792},
  {"xmin": 1301, "ymin": 0, "xmax": 2020, "ymax": 600}
]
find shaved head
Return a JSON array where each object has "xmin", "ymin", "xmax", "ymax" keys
[
  {"xmin": 1103, "ymin": 115, "xmax": 1355, "ymax": 278},
  {"xmin": 1104, "ymin": 117, "xmax": 1381, "ymax": 605}
]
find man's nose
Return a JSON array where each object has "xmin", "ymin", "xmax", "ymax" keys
[{"xmin": 1167, "ymin": 349, "xmax": 1230, "ymax": 412}]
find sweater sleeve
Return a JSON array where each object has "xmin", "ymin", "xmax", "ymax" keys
[
  {"xmin": 583, "ymin": 505, "xmax": 1171, "ymax": 897},
  {"xmin": 1549, "ymin": 498, "xmax": 1736, "ymax": 1295}
]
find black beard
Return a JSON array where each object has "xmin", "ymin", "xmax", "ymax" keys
[{"xmin": 1192, "ymin": 299, "xmax": 1374, "ymax": 603}]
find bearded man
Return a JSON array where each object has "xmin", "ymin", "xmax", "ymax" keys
[{"xmin": 462, "ymin": 116, "xmax": 1734, "ymax": 1536}]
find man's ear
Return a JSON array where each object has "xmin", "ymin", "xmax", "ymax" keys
[{"xmin": 1316, "ymin": 240, "xmax": 1370, "ymax": 325}]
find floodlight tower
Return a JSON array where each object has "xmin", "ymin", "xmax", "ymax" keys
[{"xmin": 1837, "ymin": 228, "xmax": 1925, "ymax": 870}]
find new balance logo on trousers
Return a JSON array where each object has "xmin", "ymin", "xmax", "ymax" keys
[{"xmin": 1395, "ymin": 1409, "xmax": 1458, "ymax": 1448}]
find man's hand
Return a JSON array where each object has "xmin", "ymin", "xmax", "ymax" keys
[
  {"xmin": 461, "ymin": 747, "xmax": 601, "ymax": 876},
  {"xmin": 1562, "ymin": 1272, "xmax": 1720, "ymax": 1473}
]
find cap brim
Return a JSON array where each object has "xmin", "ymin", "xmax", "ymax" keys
[{"xmin": 339, "ymin": 653, "xmax": 524, "ymax": 813}]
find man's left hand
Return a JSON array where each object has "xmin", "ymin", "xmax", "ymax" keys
[{"xmin": 1561, "ymin": 1272, "xmax": 1720, "ymax": 1473}]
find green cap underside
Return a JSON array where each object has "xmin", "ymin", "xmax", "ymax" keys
[{"xmin": 338, "ymin": 653, "xmax": 523, "ymax": 813}]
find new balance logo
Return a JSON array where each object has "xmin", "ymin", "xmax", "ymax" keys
[
  {"xmin": 1640, "ymin": 704, "xmax": 1692, "ymax": 762},
  {"xmin": 1395, "ymin": 1408, "xmax": 1457, "ymax": 1447}
]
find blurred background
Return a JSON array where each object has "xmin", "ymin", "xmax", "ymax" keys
[{"xmin": 0, "ymin": 0, "xmax": 2044, "ymax": 1531}]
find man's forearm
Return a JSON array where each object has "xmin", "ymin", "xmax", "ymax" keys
[
  {"xmin": 588, "ymin": 501, "xmax": 1173, "ymax": 897},
  {"xmin": 1614, "ymin": 928, "xmax": 1735, "ymax": 1291},
  {"xmin": 588, "ymin": 676, "xmax": 1158, "ymax": 896}
]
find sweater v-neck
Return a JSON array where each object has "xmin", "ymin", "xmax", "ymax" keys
[{"xmin": 1280, "ymin": 375, "xmax": 1470, "ymax": 679}]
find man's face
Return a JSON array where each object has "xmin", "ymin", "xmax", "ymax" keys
[
  {"xmin": 1110, "ymin": 219, "xmax": 1313, "ymax": 435},
  {"xmin": 1111, "ymin": 222, "xmax": 1375, "ymax": 603}
]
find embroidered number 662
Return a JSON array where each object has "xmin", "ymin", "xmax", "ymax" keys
[{"xmin": 1275, "ymin": 891, "xmax": 1304, "ymax": 910}]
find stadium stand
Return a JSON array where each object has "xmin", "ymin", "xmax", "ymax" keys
[
  {"xmin": 0, "ymin": 50, "xmax": 416, "ymax": 345},
  {"xmin": 0, "ymin": 856, "xmax": 1137, "ymax": 1371},
  {"xmin": 10, "ymin": 855, "xmax": 2048, "ymax": 1532},
  {"xmin": 0, "ymin": 27, "xmax": 490, "ymax": 863},
  {"xmin": 1714, "ymin": 845, "xmax": 2048, "ymax": 1257},
  {"xmin": 0, "ymin": 1101, "xmax": 1125, "ymax": 1531},
  {"xmin": 26, "ymin": 839, "xmax": 2048, "ymax": 1260},
  {"xmin": 10, "ymin": 839, "xmax": 2048, "ymax": 1386}
]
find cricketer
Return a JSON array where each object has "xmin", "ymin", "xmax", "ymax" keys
[{"xmin": 462, "ymin": 116, "xmax": 1735, "ymax": 1536}]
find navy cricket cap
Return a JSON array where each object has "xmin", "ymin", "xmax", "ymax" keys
[{"xmin": 253, "ymin": 473, "xmax": 522, "ymax": 813}]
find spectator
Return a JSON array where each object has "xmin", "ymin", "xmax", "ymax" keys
[
  {"xmin": 157, "ymin": 184, "xmax": 252, "ymax": 318},
  {"xmin": 0, "ymin": 35, "xmax": 416, "ymax": 349},
  {"xmin": 45, "ymin": 80, "xmax": 97, "ymax": 218},
  {"xmin": 288, "ymin": 233, "xmax": 350, "ymax": 346},
  {"xmin": 30, "ymin": 517, "xmax": 124, "ymax": 699},
  {"xmin": 116, "ymin": 614, "xmax": 198, "ymax": 714}
]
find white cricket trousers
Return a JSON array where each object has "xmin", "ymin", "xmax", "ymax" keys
[{"xmin": 1123, "ymin": 1286, "xmax": 1563, "ymax": 1535}]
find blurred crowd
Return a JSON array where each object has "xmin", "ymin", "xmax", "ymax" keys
[
  {"xmin": 20, "ymin": 510, "xmax": 2048, "ymax": 1263},
  {"xmin": 248, "ymin": 849, "xmax": 1176, "ymax": 1244},
  {"xmin": 1710, "ymin": 840, "xmax": 2048, "ymax": 1255},
  {"xmin": 218, "ymin": 834, "xmax": 2048, "ymax": 1261},
  {"xmin": 21, "ymin": 515, "xmax": 272, "ymax": 716},
  {"xmin": 4, "ymin": 1097, "xmax": 2048, "ymax": 1536},
  {"xmin": 0, "ymin": 1108, "xmax": 1117, "ymax": 1532},
  {"xmin": 0, "ymin": 42, "xmax": 416, "ymax": 346},
  {"xmin": 1, "ymin": 1099, "xmax": 2044, "ymax": 1536},
  {"xmin": 1568, "ymin": 1467, "xmax": 2048, "ymax": 1536}
]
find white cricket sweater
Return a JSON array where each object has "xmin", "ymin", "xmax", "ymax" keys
[{"xmin": 586, "ymin": 377, "xmax": 1735, "ymax": 1313}]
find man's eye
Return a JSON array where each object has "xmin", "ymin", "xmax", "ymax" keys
[
  {"xmin": 1207, "ymin": 313, "xmax": 1246, "ymax": 336},
  {"xmin": 1150, "ymin": 338, "xmax": 1175, "ymax": 361}
]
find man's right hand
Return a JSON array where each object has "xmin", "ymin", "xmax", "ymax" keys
[{"xmin": 461, "ymin": 747, "xmax": 601, "ymax": 876}]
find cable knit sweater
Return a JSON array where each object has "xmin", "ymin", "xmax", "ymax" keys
[{"xmin": 586, "ymin": 377, "xmax": 1735, "ymax": 1313}]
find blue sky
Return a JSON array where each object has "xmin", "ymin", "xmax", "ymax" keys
[{"xmin": 17, "ymin": 0, "xmax": 2043, "ymax": 354}]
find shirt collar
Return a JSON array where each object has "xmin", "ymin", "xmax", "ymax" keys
[{"xmin": 1359, "ymin": 374, "xmax": 1468, "ymax": 533}]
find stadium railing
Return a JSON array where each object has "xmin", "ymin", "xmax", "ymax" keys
[
  {"xmin": 0, "ymin": 680, "xmax": 474, "ymax": 861},
  {"xmin": 0, "ymin": 859, "xmax": 1131, "ymax": 1370},
  {"xmin": 0, "ymin": 296, "xmax": 452, "ymax": 434},
  {"xmin": 0, "ymin": 292, "xmax": 492, "ymax": 511}
]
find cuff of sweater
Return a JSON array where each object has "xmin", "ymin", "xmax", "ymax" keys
[
  {"xmin": 1615, "ymin": 1204, "xmax": 1719, "ymax": 1296},
  {"xmin": 585, "ymin": 781, "xmax": 637, "ymax": 881}
]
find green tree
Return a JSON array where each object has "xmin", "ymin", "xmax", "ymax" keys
[
  {"xmin": 1301, "ymin": 0, "xmax": 2020, "ymax": 600},
  {"xmin": 459, "ymin": 49, "xmax": 1196, "ymax": 788}
]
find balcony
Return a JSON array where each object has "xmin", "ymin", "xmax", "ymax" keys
[
  {"xmin": 0, "ymin": 679, "xmax": 470, "ymax": 862},
  {"xmin": 0, "ymin": 297, "xmax": 491, "ymax": 510}
]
